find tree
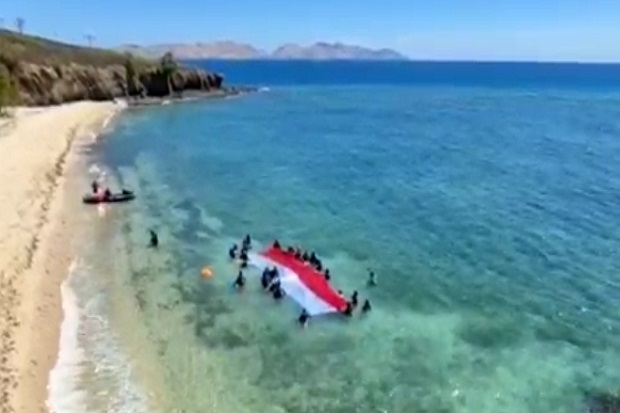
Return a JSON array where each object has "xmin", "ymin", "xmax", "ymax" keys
[
  {"xmin": 159, "ymin": 52, "xmax": 178, "ymax": 96},
  {"xmin": 0, "ymin": 66, "xmax": 18, "ymax": 116},
  {"xmin": 124, "ymin": 53, "xmax": 137, "ymax": 97},
  {"xmin": 15, "ymin": 17, "xmax": 24, "ymax": 34}
]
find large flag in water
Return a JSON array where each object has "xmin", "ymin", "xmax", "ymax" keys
[{"xmin": 249, "ymin": 246, "xmax": 348, "ymax": 316}]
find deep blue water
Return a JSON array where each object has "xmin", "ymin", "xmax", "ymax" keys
[
  {"xmin": 89, "ymin": 61, "xmax": 620, "ymax": 413},
  {"xmin": 191, "ymin": 59, "xmax": 620, "ymax": 90}
]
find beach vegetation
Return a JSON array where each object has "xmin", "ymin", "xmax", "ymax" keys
[
  {"xmin": 0, "ymin": 28, "xmax": 152, "ymax": 68},
  {"xmin": 158, "ymin": 51, "xmax": 178, "ymax": 95},
  {"xmin": 0, "ymin": 64, "xmax": 18, "ymax": 116},
  {"xmin": 124, "ymin": 53, "xmax": 138, "ymax": 96}
]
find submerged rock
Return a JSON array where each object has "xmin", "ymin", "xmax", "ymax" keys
[{"xmin": 586, "ymin": 392, "xmax": 620, "ymax": 413}]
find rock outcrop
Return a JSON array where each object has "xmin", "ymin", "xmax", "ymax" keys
[{"xmin": 7, "ymin": 62, "xmax": 224, "ymax": 106}]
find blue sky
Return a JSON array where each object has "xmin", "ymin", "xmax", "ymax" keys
[{"xmin": 2, "ymin": 0, "xmax": 620, "ymax": 62}]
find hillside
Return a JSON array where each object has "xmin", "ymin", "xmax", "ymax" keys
[
  {"xmin": 117, "ymin": 41, "xmax": 408, "ymax": 61},
  {"xmin": 0, "ymin": 30, "xmax": 224, "ymax": 106},
  {"xmin": 120, "ymin": 41, "xmax": 268, "ymax": 60}
]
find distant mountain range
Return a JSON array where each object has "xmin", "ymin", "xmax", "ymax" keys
[{"xmin": 117, "ymin": 41, "xmax": 408, "ymax": 61}]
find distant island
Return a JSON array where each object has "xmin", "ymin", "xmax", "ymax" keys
[{"xmin": 117, "ymin": 41, "xmax": 408, "ymax": 61}]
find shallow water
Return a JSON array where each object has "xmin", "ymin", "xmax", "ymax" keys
[{"xmin": 66, "ymin": 71, "xmax": 620, "ymax": 413}]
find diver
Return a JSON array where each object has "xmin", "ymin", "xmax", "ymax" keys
[
  {"xmin": 233, "ymin": 270, "xmax": 246, "ymax": 289},
  {"xmin": 351, "ymin": 291, "xmax": 359, "ymax": 307},
  {"xmin": 362, "ymin": 299, "xmax": 372, "ymax": 313},
  {"xmin": 367, "ymin": 270, "xmax": 377, "ymax": 287},
  {"xmin": 273, "ymin": 239, "xmax": 281, "ymax": 250},
  {"xmin": 228, "ymin": 244, "xmax": 238, "ymax": 259},
  {"xmin": 298, "ymin": 309, "xmax": 310, "ymax": 327},
  {"xmin": 148, "ymin": 230, "xmax": 159, "ymax": 248},
  {"xmin": 91, "ymin": 180, "xmax": 99, "ymax": 194},
  {"xmin": 324, "ymin": 268, "xmax": 331, "ymax": 281},
  {"xmin": 343, "ymin": 302, "xmax": 353, "ymax": 317},
  {"xmin": 242, "ymin": 234, "xmax": 252, "ymax": 250}
]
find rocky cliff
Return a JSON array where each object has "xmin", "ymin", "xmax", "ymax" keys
[
  {"xmin": 8, "ymin": 62, "xmax": 223, "ymax": 106},
  {"xmin": 0, "ymin": 29, "xmax": 225, "ymax": 106}
]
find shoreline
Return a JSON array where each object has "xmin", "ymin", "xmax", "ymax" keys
[{"xmin": 0, "ymin": 102, "xmax": 122, "ymax": 413}]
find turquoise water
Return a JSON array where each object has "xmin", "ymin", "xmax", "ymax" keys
[{"xmin": 82, "ymin": 79, "xmax": 620, "ymax": 413}]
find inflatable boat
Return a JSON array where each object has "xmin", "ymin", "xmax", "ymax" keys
[{"xmin": 83, "ymin": 190, "xmax": 135, "ymax": 204}]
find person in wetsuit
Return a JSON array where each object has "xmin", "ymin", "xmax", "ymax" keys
[
  {"xmin": 351, "ymin": 291, "xmax": 359, "ymax": 307},
  {"xmin": 149, "ymin": 230, "xmax": 159, "ymax": 248},
  {"xmin": 233, "ymin": 270, "xmax": 246, "ymax": 289},
  {"xmin": 362, "ymin": 299, "xmax": 372, "ymax": 313},
  {"xmin": 261, "ymin": 267, "xmax": 271, "ymax": 289},
  {"xmin": 286, "ymin": 246, "xmax": 295, "ymax": 255},
  {"xmin": 294, "ymin": 248, "xmax": 302, "ymax": 260},
  {"xmin": 103, "ymin": 188, "xmax": 112, "ymax": 200},
  {"xmin": 315, "ymin": 260, "xmax": 323, "ymax": 272},
  {"xmin": 298, "ymin": 309, "xmax": 310, "ymax": 327},
  {"xmin": 228, "ymin": 244, "xmax": 238, "ymax": 259},
  {"xmin": 272, "ymin": 284, "xmax": 285, "ymax": 300},
  {"xmin": 273, "ymin": 240, "xmax": 281, "ymax": 250},
  {"xmin": 367, "ymin": 270, "xmax": 377, "ymax": 287},
  {"xmin": 302, "ymin": 251, "xmax": 309, "ymax": 262},
  {"xmin": 242, "ymin": 234, "xmax": 252, "ymax": 250},
  {"xmin": 324, "ymin": 269, "xmax": 331, "ymax": 281},
  {"xmin": 91, "ymin": 180, "xmax": 99, "ymax": 194},
  {"xmin": 239, "ymin": 248, "xmax": 249, "ymax": 268},
  {"xmin": 343, "ymin": 302, "xmax": 353, "ymax": 317}
]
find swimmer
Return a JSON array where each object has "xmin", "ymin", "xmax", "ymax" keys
[
  {"xmin": 298, "ymin": 309, "xmax": 310, "ymax": 327},
  {"xmin": 233, "ymin": 270, "xmax": 246, "ymax": 289},
  {"xmin": 367, "ymin": 270, "xmax": 377, "ymax": 287},
  {"xmin": 324, "ymin": 268, "xmax": 331, "ymax": 281},
  {"xmin": 228, "ymin": 244, "xmax": 238, "ymax": 259},
  {"xmin": 362, "ymin": 299, "xmax": 372, "ymax": 313},
  {"xmin": 351, "ymin": 291, "xmax": 359, "ymax": 307},
  {"xmin": 148, "ymin": 230, "xmax": 159, "ymax": 248}
]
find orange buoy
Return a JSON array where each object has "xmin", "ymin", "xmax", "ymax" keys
[{"xmin": 200, "ymin": 267, "xmax": 214, "ymax": 279}]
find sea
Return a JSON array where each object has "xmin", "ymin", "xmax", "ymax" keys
[{"xmin": 52, "ymin": 61, "xmax": 620, "ymax": 413}]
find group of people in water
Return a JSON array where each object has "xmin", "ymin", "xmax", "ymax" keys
[{"xmin": 229, "ymin": 235, "xmax": 377, "ymax": 327}]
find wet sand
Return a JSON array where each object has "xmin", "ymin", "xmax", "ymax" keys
[{"xmin": 0, "ymin": 102, "xmax": 122, "ymax": 413}]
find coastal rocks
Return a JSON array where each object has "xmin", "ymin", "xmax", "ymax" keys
[
  {"xmin": 8, "ymin": 62, "xmax": 224, "ymax": 106},
  {"xmin": 137, "ymin": 68, "xmax": 224, "ymax": 97}
]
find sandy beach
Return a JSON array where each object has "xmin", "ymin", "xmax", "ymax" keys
[{"xmin": 0, "ymin": 101, "xmax": 121, "ymax": 413}]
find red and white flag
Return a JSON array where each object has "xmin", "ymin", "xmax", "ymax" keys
[{"xmin": 250, "ymin": 246, "xmax": 348, "ymax": 316}]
